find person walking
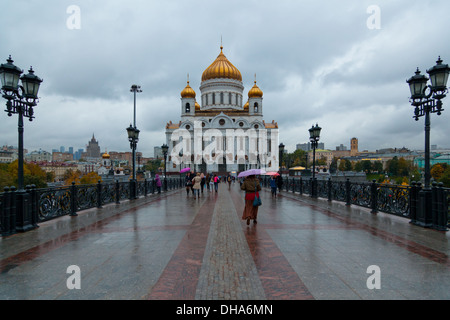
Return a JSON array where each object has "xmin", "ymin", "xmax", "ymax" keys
[
  {"xmin": 185, "ymin": 172, "xmax": 193, "ymax": 196},
  {"xmin": 227, "ymin": 174, "xmax": 232, "ymax": 190},
  {"xmin": 214, "ymin": 174, "xmax": 219, "ymax": 193},
  {"xmin": 192, "ymin": 172, "xmax": 202, "ymax": 199},
  {"xmin": 155, "ymin": 174, "xmax": 162, "ymax": 194},
  {"xmin": 270, "ymin": 176, "xmax": 277, "ymax": 197},
  {"xmin": 277, "ymin": 174, "xmax": 283, "ymax": 193},
  {"xmin": 200, "ymin": 173, "xmax": 205, "ymax": 193},
  {"xmin": 240, "ymin": 175, "xmax": 262, "ymax": 225},
  {"xmin": 209, "ymin": 174, "xmax": 215, "ymax": 192}
]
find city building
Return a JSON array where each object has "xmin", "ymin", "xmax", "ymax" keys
[
  {"xmin": 26, "ymin": 149, "xmax": 52, "ymax": 162},
  {"xmin": 83, "ymin": 134, "xmax": 101, "ymax": 159},
  {"xmin": 164, "ymin": 45, "xmax": 279, "ymax": 174}
]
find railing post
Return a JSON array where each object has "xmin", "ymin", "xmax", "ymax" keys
[
  {"xmin": 29, "ymin": 184, "xmax": 39, "ymax": 228},
  {"xmin": 115, "ymin": 180, "xmax": 120, "ymax": 204},
  {"xmin": 327, "ymin": 178, "xmax": 332, "ymax": 202},
  {"xmin": 299, "ymin": 177, "xmax": 303, "ymax": 195},
  {"xmin": 97, "ymin": 180, "xmax": 102, "ymax": 208},
  {"xmin": 409, "ymin": 182, "xmax": 420, "ymax": 225},
  {"xmin": 70, "ymin": 182, "xmax": 78, "ymax": 216},
  {"xmin": 9, "ymin": 186, "xmax": 17, "ymax": 232},
  {"xmin": 1, "ymin": 187, "xmax": 13, "ymax": 236},
  {"xmin": 144, "ymin": 178, "xmax": 148, "ymax": 196},
  {"xmin": 345, "ymin": 178, "xmax": 351, "ymax": 206},
  {"xmin": 432, "ymin": 182, "xmax": 448, "ymax": 231},
  {"xmin": 370, "ymin": 179, "xmax": 378, "ymax": 214}
]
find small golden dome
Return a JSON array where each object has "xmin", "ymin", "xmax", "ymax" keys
[
  {"xmin": 195, "ymin": 101, "xmax": 200, "ymax": 111},
  {"xmin": 102, "ymin": 152, "xmax": 110, "ymax": 159},
  {"xmin": 181, "ymin": 81, "xmax": 196, "ymax": 98},
  {"xmin": 243, "ymin": 101, "xmax": 249, "ymax": 111},
  {"xmin": 248, "ymin": 81, "xmax": 263, "ymax": 98},
  {"xmin": 201, "ymin": 46, "xmax": 242, "ymax": 82}
]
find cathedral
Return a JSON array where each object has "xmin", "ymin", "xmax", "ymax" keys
[{"xmin": 164, "ymin": 46, "xmax": 279, "ymax": 174}]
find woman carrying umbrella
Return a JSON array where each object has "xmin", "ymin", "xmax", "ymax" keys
[{"xmin": 240, "ymin": 174, "xmax": 262, "ymax": 225}]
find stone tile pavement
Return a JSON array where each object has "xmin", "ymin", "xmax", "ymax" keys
[{"xmin": 0, "ymin": 182, "xmax": 449, "ymax": 300}]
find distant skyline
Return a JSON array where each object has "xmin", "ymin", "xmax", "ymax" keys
[{"xmin": 1, "ymin": 1, "xmax": 449, "ymax": 157}]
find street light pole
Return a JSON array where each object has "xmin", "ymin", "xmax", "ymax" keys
[
  {"xmin": 309, "ymin": 124, "xmax": 321, "ymax": 198},
  {"xmin": 407, "ymin": 57, "xmax": 449, "ymax": 228},
  {"xmin": 1, "ymin": 56, "xmax": 43, "ymax": 232}
]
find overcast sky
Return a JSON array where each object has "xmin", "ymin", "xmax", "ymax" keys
[{"xmin": 1, "ymin": 0, "xmax": 449, "ymax": 157}]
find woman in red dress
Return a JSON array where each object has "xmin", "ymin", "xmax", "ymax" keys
[{"xmin": 240, "ymin": 175, "xmax": 261, "ymax": 225}]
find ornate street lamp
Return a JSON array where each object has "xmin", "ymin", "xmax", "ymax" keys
[
  {"xmin": 0, "ymin": 55, "xmax": 42, "ymax": 232},
  {"xmin": 407, "ymin": 56, "xmax": 449, "ymax": 228},
  {"xmin": 161, "ymin": 144, "xmax": 169, "ymax": 191},
  {"xmin": 127, "ymin": 84, "xmax": 141, "ymax": 199},
  {"xmin": 309, "ymin": 123, "xmax": 321, "ymax": 198}
]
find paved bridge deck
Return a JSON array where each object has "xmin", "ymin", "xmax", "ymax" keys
[{"xmin": 0, "ymin": 182, "xmax": 449, "ymax": 300}]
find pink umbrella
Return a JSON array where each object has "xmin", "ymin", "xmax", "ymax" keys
[
  {"xmin": 265, "ymin": 172, "xmax": 280, "ymax": 176},
  {"xmin": 180, "ymin": 167, "xmax": 191, "ymax": 173},
  {"xmin": 237, "ymin": 168, "xmax": 266, "ymax": 178}
]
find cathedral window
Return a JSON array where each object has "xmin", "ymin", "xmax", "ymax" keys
[
  {"xmin": 229, "ymin": 93, "xmax": 232, "ymax": 104},
  {"xmin": 254, "ymin": 102, "xmax": 258, "ymax": 113},
  {"xmin": 185, "ymin": 103, "xmax": 190, "ymax": 113},
  {"xmin": 212, "ymin": 93, "xmax": 215, "ymax": 104},
  {"xmin": 220, "ymin": 92, "xmax": 224, "ymax": 104}
]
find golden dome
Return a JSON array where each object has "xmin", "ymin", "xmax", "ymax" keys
[
  {"xmin": 248, "ymin": 81, "xmax": 263, "ymax": 98},
  {"xmin": 181, "ymin": 81, "xmax": 196, "ymax": 98},
  {"xmin": 195, "ymin": 101, "xmax": 201, "ymax": 111},
  {"xmin": 201, "ymin": 46, "xmax": 242, "ymax": 82},
  {"xmin": 243, "ymin": 101, "xmax": 249, "ymax": 111},
  {"xmin": 102, "ymin": 152, "xmax": 110, "ymax": 159}
]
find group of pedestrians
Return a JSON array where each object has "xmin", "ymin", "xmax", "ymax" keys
[
  {"xmin": 184, "ymin": 171, "xmax": 222, "ymax": 199},
  {"xmin": 180, "ymin": 169, "xmax": 284, "ymax": 227}
]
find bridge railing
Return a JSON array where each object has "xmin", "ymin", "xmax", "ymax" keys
[
  {"xmin": 0, "ymin": 177, "xmax": 182, "ymax": 237},
  {"xmin": 262, "ymin": 176, "xmax": 449, "ymax": 231}
]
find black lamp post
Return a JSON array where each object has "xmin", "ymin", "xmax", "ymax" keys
[
  {"xmin": 278, "ymin": 143, "xmax": 285, "ymax": 173},
  {"xmin": 0, "ymin": 55, "xmax": 42, "ymax": 232},
  {"xmin": 407, "ymin": 56, "xmax": 449, "ymax": 227},
  {"xmin": 126, "ymin": 124, "xmax": 140, "ymax": 198},
  {"xmin": 127, "ymin": 84, "xmax": 141, "ymax": 199},
  {"xmin": 309, "ymin": 123, "xmax": 321, "ymax": 198},
  {"xmin": 161, "ymin": 144, "xmax": 169, "ymax": 191}
]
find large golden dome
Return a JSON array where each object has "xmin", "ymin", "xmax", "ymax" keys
[
  {"xmin": 248, "ymin": 81, "xmax": 263, "ymax": 98},
  {"xmin": 180, "ymin": 81, "xmax": 196, "ymax": 98},
  {"xmin": 201, "ymin": 46, "xmax": 242, "ymax": 82}
]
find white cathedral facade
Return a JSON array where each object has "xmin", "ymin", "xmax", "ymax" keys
[{"xmin": 164, "ymin": 46, "xmax": 279, "ymax": 174}]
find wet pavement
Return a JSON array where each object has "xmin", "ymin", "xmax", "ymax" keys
[{"xmin": 0, "ymin": 182, "xmax": 449, "ymax": 300}]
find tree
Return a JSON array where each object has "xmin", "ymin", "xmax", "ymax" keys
[
  {"xmin": 0, "ymin": 160, "xmax": 48, "ymax": 189},
  {"xmin": 80, "ymin": 172, "xmax": 102, "ymax": 185},
  {"xmin": 439, "ymin": 166, "xmax": 450, "ymax": 187},
  {"xmin": 431, "ymin": 163, "xmax": 448, "ymax": 180}
]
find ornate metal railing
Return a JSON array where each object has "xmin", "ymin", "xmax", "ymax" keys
[
  {"xmin": 261, "ymin": 176, "xmax": 449, "ymax": 231},
  {"xmin": 1, "ymin": 177, "xmax": 182, "ymax": 236}
]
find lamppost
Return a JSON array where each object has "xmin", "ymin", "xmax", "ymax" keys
[
  {"xmin": 407, "ymin": 56, "xmax": 449, "ymax": 227},
  {"xmin": 0, "ymin": 55, "xmax": 42, "ymax": 232},
  {"xmin": 127, "ymin": 124, "xmax": 140, "ymax": 198},
  {"xmin": 127, "ymin": 84, "xmax": 141, "ymax": 199},
  {"xmin": 309, "ymin": 123, "xmax": 321, "ymax": 198},
  {"xmin": 161, "ymin": 144, "xmax": 169, "ymax": 191},
  {"xmin": 278, "ymin": 143, "xmax": 285, "ymax": 173}
]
